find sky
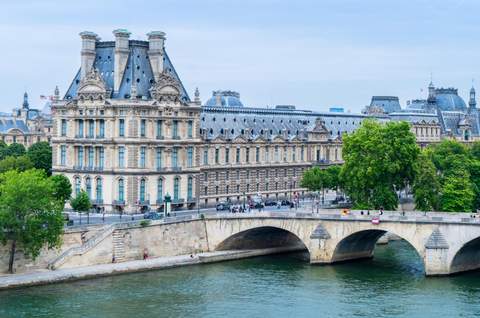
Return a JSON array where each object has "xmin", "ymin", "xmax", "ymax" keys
[{"xmin": 0, "ymin": 0, "xmax": 479, "ymax": 113}]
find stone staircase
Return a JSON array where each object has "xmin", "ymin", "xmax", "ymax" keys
[
  {"xmin": 113, "ymin": 230, "xmax": 126, "ymax": 263},
  {"xmin": 48, "ymin": 224, "xmax": 116, "ymax": 270}
]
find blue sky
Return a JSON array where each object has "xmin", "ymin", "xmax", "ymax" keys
[{"xmin": 1, "ymin": 0, "xmax": 479, "ymax": 113}]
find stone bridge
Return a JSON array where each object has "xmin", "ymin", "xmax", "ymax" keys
[
  {"xmin": 202, "ymin": 211, "xmax": 480, "ymax": 276},
  {"xmin": 43, "ymin": 211, "xmax": 480, "ymax": 277}
]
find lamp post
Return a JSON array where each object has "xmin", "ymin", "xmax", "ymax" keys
[
  {"xmin": 164, "ymin": 193, "xmax": 171, "ymax": 218},
  {"xmin": 243, "ymin": 191, "xmax": 246, "ymax": 211}
]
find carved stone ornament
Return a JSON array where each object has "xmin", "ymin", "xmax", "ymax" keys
[
  {"xmin": 77, "ymin": 68, "xmax": 108, "ymax": 101},
  {"xmin": 149, "ymin": 71, "xmax": 183, "ymax": 104}
]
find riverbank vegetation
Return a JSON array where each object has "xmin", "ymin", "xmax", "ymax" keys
[{"xmin": 301, "ymin": 119, "xmax": 480, "ymax": 213}]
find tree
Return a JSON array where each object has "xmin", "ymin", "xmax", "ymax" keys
[
  {"xmin": 0, "ymin": 169, "xmax": 64, "ymax": 273},
  {"xmin": 440, "ymin": 168, "xmax": 475, "ymax": 212},
  {"xmin": 70, "ymin": 190, "xmax": 92, "ymax": 224},
  {"xmin": 0, "ymin": 155, "xmax": 34, "ymax": 173},
  {"xmin": 27, "ymin": 142, "xmax": 52, "ymax": 175},
  {"xmin": 301, "ymin": 167, "xmax": 330, "ymax": 204},
  {"xmin": 413, "ymin": 153, "xmax": 440, "ymax": 211},
  {"xmin": 3, "ymin": 143, "xmax": 26, "ymax": 159},
  {"xmin": 340, "ymin": 120, "xmax": 419, "ymax": 210},
  {"xmin": 51, "ymin": 174, "xmax": 72, "ymax": 207}
]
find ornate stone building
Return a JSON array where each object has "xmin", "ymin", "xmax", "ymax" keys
[{"xmin": 52, "ymin": 29, "xmax": 372, "ymax": 213}]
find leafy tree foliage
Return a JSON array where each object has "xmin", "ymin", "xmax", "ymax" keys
[
  {"xmin": 1, "ymin": 143, "xmax": 26, "ymax": 159},
  {"xmin": 440, "ymin": 168, "xmax": 475, "ymax": 212},
  {"xmin": 50, "ymin": 174, "xmax": 72, "ymax": 207},
  {"xmin": 0, "ymin": 155, "xmax": 34, "ymax": 173},
  {"xmin": 413, "ymin": 153, "xmax": 440, "ymax": 211},
  {"xmin": 27, "ymin": 142, "xmax": 52, "ymax": 175},
  {"xmin": 301, "ymin": 165, "xmax": 342, "ymax": 203},
  {"xmin": 70, "ymin": 190, "xmax": 92, "ymax": 224},
  {"xmin": 0, "ymin": 169, "xmax": 64, "ymax": 273},
  {"xmin": 341, "ymin": 120, "xmax": 419, "ymax": 210}
]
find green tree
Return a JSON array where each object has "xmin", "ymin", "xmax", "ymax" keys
[
  {"xmin": 413, "ymin": 153, "xmax": 440, "ymax": 211},
  {"xmin": 27, "ymin": 142, "xmax": 52, "ymax": 175},
  {"xmin": 51, "ymin": 174, "xmax": 72, "ymax": 207},
  {"xmin": 0, "ymin": 155, "xmax": 34, "ymax": 173},
  {"xmin": 70, "ymin": 190, "xmax": 92, "ymax": 224},
  {"xmin": 0, "ymin": 169, "xmax": 64, "ymax": 273},
  {"xmin": 301, "ymin": 167, "xmax": 330, "ymax": 203},
  {"xmin": 340, "ymin": 120, "xmax": 419, "ymax": 210},
  {"xmin": 470, "ymin": 141, "xmax": 480, "ymax": 160},
  {"xmin": 3, "ymin": 143, "xmax": 26, "ymax": 158},
  {"xmin": 440, "ymin": 168, "xmax": 475, "ymax": 212}
]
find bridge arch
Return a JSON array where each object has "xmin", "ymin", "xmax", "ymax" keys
[
  {"xmin": 450, "ymin": 236, "xmax": 480, "ymax": 274},
  {"xmin": 331, "ymin": 229, "xmax": 424, "ymax": 267},
  {"xmin": 213, "ymin": 224, "xmax": 311, "ymax": 256}
]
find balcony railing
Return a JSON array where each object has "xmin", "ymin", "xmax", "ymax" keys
[
  {"xmin": 171, "ymin": 167, "xmax": 182, "ymax": 172},
  {"xmin": 156, "ymin": 136, "xmax": 164, "ymax": 140},
  {"xmin": 112, "ymin": 200, "xmax": 125, "ymax": 206},
  {"xmin": 156, "ymin": 199, "xmax": 164, "ymax": 204},
  {"xmin": 172, "ymin": 198, "xmax": 185, "ymax": 204},
  {"xmin": 91, "ymin": 199, "xmax": 104, "ymax": 205},
  {"xmin": 138, "ymin": 200, "xmax": 150, "ymax": 206}
]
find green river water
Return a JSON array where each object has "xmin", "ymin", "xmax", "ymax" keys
[{"xmin": 1, "ymin": 240, "xmax": 480, "ymax": 318}]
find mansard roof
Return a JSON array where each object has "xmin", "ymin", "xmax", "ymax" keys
[{"xmin": 64, "ymin": 40, "xmax": 190, "ymax": 102}]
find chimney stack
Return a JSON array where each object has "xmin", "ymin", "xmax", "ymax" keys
[
  {"xmin": 113, "ymin": 29, "xmax": 131, "ymax": 93},
  {"xmin": 147, "ymin": 31, "xmax": 166, "ymax": 82},
  {"xmin": 79, "ymin": 31, "xmax": 98, "ymax": 79}
]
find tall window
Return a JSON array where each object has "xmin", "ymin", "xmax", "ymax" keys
[
  {"xmin": 139, "ymin": 179, "xmax": 146, "ymax": 202},
  {"xmin": 174, "ymin": 177, "xmax": 180, "ymax": 201},
  {"xmin": 172, "ymin": 120, "xmax": 178, "ymax": 138},
  {"xmin": 156, "ymin": 148, "xmax": 162, "ymax": 170},
  {"xmin": 215, "ymin": 148, "xmax": 219, "ymax": 164},
  {"xmin": 88, "ymin": 120, "xmax": 94, "ymax": 138},
  {"xmin": 225, "ymin": 148, "xmax": 230, "ymax": 164},
  {"xmin": 187, "ymin": 120, "xmax": 193, "ymax": 138},
  {"xmin": 203, "ymin": 148, "xmax": 208, "ymax": 165},
  {"xmin": 245, "ymin": 148, "xmax": 250, "ymax": 163},
  {"xmin": 78, "ymin": 147, "xmax": 84, "ymax": 167},
  {"xmin": 61, "ymin": 119, "xmax": 67, "ymax": 136},
  {"xmin": 118, "ymin": 146, "xmax": 125, "ymax": 168},
  {"xmin": 172, "ymin": 148, "xmax": 178, "ymax": 168},
  {"xmin": 99, "ymin": 120, "xmax": 105, "ymax": 138},
  {"xmin": 187, "ymin": 147, "xmax": 193, "ymax": 168},
  {"xmin": 265, "ymin": 146, "xmax": 269, "ymax": 162},
  {"xmin": 256, "ymin": 148, "xmax": 260, "ymax": 162},
  {"xmin": 85, "ymin": 177, "xmax": 91, "ymax": 198},
  {"xmin": 187, "ymin": 176, "xmax": 193, "ymax": 200},
  {"xmin": 140, "ymin": 119, "xmax": 146, "ymax": 137},
  {"xmin": 96, "ymin": 178, "xmax": 103, "ymax": 201},
  {"xmin": 301, "ymin": 146, "xmax": 304, "ymax": 161},
  {"xmin": 236, "ymin": 148, "xmax": 240, "ymax": 163},
  {"xmin": 156, "ymin": 120, "xmax": 163, "ymax": 139},
  {"xmin": 60, "ymin": 145, "xmax": 66, "ymax": 166},
  {"xmin": 140, "ymin": 147, "xmax": 146, "ymax": 168},
  {"xmin": 119, "ymin": 119, "xmax": 125, "ymax": 137},
  {"xmin": 88, "ymin": 147, "xmax": 94, "ymax": 168},
  {"xmin": 75, "ymin": 177, "xmax": 81, "ymax": 195},
  {"xmin": 78, "ymin": 120, "xmax": 84, "ymax": 138},
  {"xmin": 98, "ymin": 147, "xmax": 104, "ymax": 169},
  {"xmin": 157, "ymin": 178, "xmax": 163, "ymax": 202},
  {"xmin": 292, "ymin": 146, "xmax": 296, "ymax": 161},
  {"xmin": 275, "ymin": 146, "xmax": 279, "ymax": 161},
  {"xmin": 118, "ymin": 179, "xmax": 124, "ymax": 202},
  {"xmin": 283, "ymin": 146, "xmax": 287, "ymax": 162}
]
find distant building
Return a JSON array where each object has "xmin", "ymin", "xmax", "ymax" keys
[{"xmin": 0, "ymin": 92, "xmax": 51, "ymax": 147}]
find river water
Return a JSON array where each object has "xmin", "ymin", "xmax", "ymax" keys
[{"xmin": 2, "ymin": 240, "xmax": 480, "ymax": 318}]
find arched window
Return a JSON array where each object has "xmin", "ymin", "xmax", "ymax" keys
[
  {"xmin": 187, "ymin": 176, "xmax": 193, "ymax": 200},
  {"xmin": 140, "ymin": 179, "xmax": 146, "ymax": 202},
  {"xmin": 96, "ymin": 177, "xmax": 103, "ymax": 201},
  {"xmin": 118, "ymin": 179, "xmax": 124, "ymax": 202},
  {"xmin": 157, "ymin": 178, "xmax": 163, "ymax": 202},
  {"xmin": 75, "ymin": 177, "xmax": 81, "ymax": 195},
  {"xmin": 174, "ymin": 177, "xmax": 180, "ymax": 201},
  {"xmin": 85, "ymin": 177, "xmax": 91, "ymax": 198}
]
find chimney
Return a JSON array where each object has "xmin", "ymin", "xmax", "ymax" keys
[
  {"xmin": 79, "ymin": 31, "xmax": 98, "ymax": 79},
  {"xmin": 113, "ymin": 29, "xmax": 131, "ymax": 93},
  {"xmin": 147, "ymin": 31, "xmax": 166, "ymax": 82}
]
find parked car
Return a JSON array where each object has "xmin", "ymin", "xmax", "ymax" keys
[
  {"xmin": 216, "ymin": 202, "xmax": 231, "ymax": 211},
  {"xmin": 264, "ymin": 199, "xmax": 277, "ymax": 206},
  {"xmin": 143, "ymin": 211, "xmax": 161, "ymax": 220},
  {"xmin": 281, "ymin": 200, "xmax": 292, "ymax": 206},
  {"xmin": 253, "ymin": 202, "xmax": 265, "ymax": 209}
]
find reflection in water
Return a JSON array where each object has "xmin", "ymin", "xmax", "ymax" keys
[{"xmin": 1, "ymin": 241, "xmax": 480, "ymax": 318}]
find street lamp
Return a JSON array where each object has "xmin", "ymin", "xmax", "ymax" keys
[
  {"xmin": 164, "ymin": 193, "xmax": 171, "ymax": 218},
  {"xmin": 243, "ymin": 191, "xmax": 246, "ymax": 211}
]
